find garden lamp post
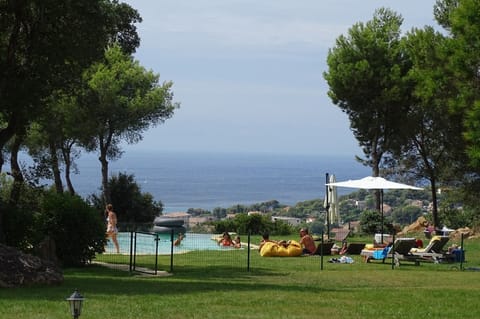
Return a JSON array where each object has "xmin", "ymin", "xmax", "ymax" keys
[{"xmin": 66, "ymin": 289, "xmax": 84, "ymax": 319}]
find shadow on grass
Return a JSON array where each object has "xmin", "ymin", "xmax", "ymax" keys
[{"xmin": 0, "ymin": 264, "xmax": 340, "ymax": 303}]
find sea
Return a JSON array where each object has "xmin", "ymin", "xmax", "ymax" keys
[{"xmin": 67, "ymin": 150, "xmax": 370, "ymax": 213}]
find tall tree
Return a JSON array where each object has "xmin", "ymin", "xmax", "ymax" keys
[
  {"xmin": 81, "ymin": 44, "xmax": 178, "ymax": 203},
  {"xmin": 434, "ymin": 0, "xmax": 480, "ymax": 221},
  {"xmin": 433, "ymin": 0, "xmax": 459, "ymax": 30},
  {"xmin": 388, "ymin": 27, "xmax": 466, "ymax": 228},
  {"xmin": 0, "ymin": 0, "xmax": 112, "ymax": 243},
  {"xmin": 0, "ymin": 0, "xmax": 111, "ymax": 170},
  {"xmin": 25, "ymin": 93, "xmax": 83, "ymax": 195},
  {"xmin": 446, "ymin": 0, "xmax": 480, "ymax": 168},
  {"xmin": 0, "ymin": 0, "xmax": 141, "ymax": 243},
  {"xmin": 323, "ymin": 8, "xmax": 413, "ymax": 210}
]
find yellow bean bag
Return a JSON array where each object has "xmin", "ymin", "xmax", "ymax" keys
[{"xmin": 260, "ymin": 240, "xmax": 302, "ymax": 257}]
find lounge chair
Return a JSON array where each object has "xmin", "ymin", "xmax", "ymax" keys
[
  {"xmin": 342, "ymin": 243, "xmax": 365, "ymax": 255},
  {"xmin": 312, "ymin": 241, "xmax": 334, "ymax": 256},
  {"xmin": 361, "ymin": 238, "xmax": 420, "ymax": 266},
  {"xmin": 410, "ymin": 236, "xmax": 450, "ymax": 263},
  {"xmin": 332, "ymin": 229, "xmax": 350, "ymax": 242}
]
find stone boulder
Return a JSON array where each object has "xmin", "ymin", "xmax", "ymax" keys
[
  {"xmin": 0, "ymin": 244, "xmax": 63, "ymax": 288},
  {"xmin": 450, "ymin": 227, "xmax": 477, "ymax": 241},
  {"xmin": 398, "ymin": 216, "xmax": 429, "ymax": 236}
]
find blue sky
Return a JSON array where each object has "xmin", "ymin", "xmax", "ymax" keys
[{"xmin": 122, "ymin": 0, "xmax": 438, "ymax": 156}]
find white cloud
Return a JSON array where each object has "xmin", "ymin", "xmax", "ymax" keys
[{"xmin": 123, "ymin": 0, "xmax": 438, "ymax": 155}]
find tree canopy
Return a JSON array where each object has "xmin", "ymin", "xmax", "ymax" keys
[
  {"xmin": 324, "ymin": 8, "xmax": 413, "ymax": 211},
  {"xmin": 81, "ymin": 44, "xmax": 178, "ymax": 203}
]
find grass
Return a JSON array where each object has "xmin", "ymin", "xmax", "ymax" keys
[{"xmin": 1, "ymin": 234, "xmax": 480, "ymax": 319}]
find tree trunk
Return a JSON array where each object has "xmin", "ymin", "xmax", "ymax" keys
[
  {"xmin": 9, "ymin": 135, "xmax": 24, "ymax": 206},
  {"xmin": 62, "ymin": 143, "xmax": 76, "ymax": 195},
  {"xmin": 99, "ymin": 148, "xmax": 110, "ymax": 204},
  {"xmin": 0, "ymin": 151, "xmax": 4, "ymax": 174},
  {"xmin": 372, "ymin": 151, "xmax": 381, "ymax": 212},
  {"xmin": 430, "ymin": 179, "xmax": 440, "ymax": 230},
  {"xmin": 49, "ymin": 140, "xmax": 63, "ymax": 193},
  {"xmin": 0, "ymin": 115, "xmax": 19, "ymax": 242},
  {"xmin": 0, "ymin": 120, "xmax": 17, "ymax": 174}
]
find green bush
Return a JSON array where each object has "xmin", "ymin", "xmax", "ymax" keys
[
  {"xmin": 89, "ymin": 172, "xmax": 163, "ymax": 225},
  {"xmin": 0, "ymin": 173, "xmax": 43, "ymax": 250},
  {"xmin": 214, "ymin": 213, "xmax": 294, "ymax": 236},
  {"xmin": 359, "ymin": 209, "xmax": 393, "ymax": 235},
  {"xmin": 37, "ymin": 192, "xmax": 106, "ymax": 266}
]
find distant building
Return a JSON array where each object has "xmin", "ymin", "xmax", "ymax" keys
[
  {"xmin": 306, "ymin": 217, "xmax": 316, "ymax": 224},
  {"xmin": 348, "ymin": 221, "xmax": 361, "ymax": 233},
  {"xmin": 355, "ymin": 200, "xmax": 367, "ymax": 210},
  {"xmin": 272, "ymin": 216, "xmax": 302, "ymax": 226},
  {"xmin": 164, "ymin": 212, "xmax": 191, "ymax": 226},
  {"xmin": 409, "ymin": 200, "xmax": 423, "ymax": 208},
  {"xmin": 188, "ymin": 216, "xmax": 213, "ymax": 228},
  {"xmin": 382, "ymin": 203, "xmax": 392, "ymax": 215}
]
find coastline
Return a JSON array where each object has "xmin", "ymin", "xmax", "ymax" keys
[{"xmin": 68, "ymin": 151, "xmax": 369, "ymax": 212}]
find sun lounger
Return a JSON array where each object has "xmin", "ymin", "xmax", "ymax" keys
[
  {"xmin": 361, "ymin": 238, "xmax": 421, "ymax": 266},
  {"xmin": 342, "ymin": 243, "xmax": 365, "ymax": 255},
  {"xmin": 332, "ymin": 229, "xmax": 350, "ymax": 242},
  {"xmin": 410, "ymin": 236, "xmax": 450, "ymax": 263},
  {"xmin": 312, "ymin": 241, "xmax": 334, "ymax": 256}
]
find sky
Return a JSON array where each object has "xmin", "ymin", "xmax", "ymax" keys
[{"xmin": 122, "ymin": 0, "xmax": 439, "ymax": 156}]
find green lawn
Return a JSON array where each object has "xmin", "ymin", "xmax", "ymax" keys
[{"xmin": 1, "ymin": 236, "xmax": 479, "ymax": 319}]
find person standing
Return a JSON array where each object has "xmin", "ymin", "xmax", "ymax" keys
[{"xmin": 106, "ymin": 204, "xmax": 120, "ymax": 253}]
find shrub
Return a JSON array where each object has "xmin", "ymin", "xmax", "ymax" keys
[
  {"xmin": 37, "ymin": 192, "xmax": 105, "ymax": 266},
  {"xmin": 359, "ymin": 209, "xmax": 392, "ymax": 235},
  {"xmin": 89, "ymin": 172, "xmax": 163, "ymax": 225},
  {"xmin": 0, "ymin": 173, "xmax": 44, "ymax": 250}
]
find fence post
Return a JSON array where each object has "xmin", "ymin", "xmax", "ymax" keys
[
  {"xmin": 460, "ymin": 233, "xmax": 465, "ymax": 271},
  {"xmin": 320, "ymin": 231, "xmax": 324, "ymax": 270},
  {"xmin": 170, "ymin": 228, "xmax": 174, "ymax": 273},
  {"xmin": 391, "ymin": 233, "xmax": 396, "ymax": 270},
  {"xmin": 129, "ymin": 231, "xmax": 134, "ymax": 272},
  {"xmin": 154, "ymin": 233, "xmax": 159, "ymax": 275},
  {"xmin": 133, "ymin": 231, "xmax": 138, "ymax": 272},
  {"xmin": 247, "ymin": 230, "xmax": 251, "ymax": 272}
]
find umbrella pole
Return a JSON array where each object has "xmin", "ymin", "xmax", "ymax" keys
[
  {"xmin": 325, "ymin": 173, "xmax": 330, "ymax": 240},
  {"xmin": 381, "ymin": 189, "xmax": 384, "ymax": 243}
]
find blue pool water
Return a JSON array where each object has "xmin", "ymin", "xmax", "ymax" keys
[{"xmin": 105, "ymin": 232, "xmax": 239, "ymax": 255}]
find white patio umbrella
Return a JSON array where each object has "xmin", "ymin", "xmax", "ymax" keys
[
  {"xmin": 327, "ymin": 174, "xmax": 340, "ymax": 226},
  {"xmin": 323, "ymin": 173, "xmax": 340, "ymax": 239},
  {"xmin": 326, "ymin": 176, "xmax": 423, "ymax": 242},
  {"xmin": 326, "ymin": 176, "xmax": 423, "ymax": 191}
]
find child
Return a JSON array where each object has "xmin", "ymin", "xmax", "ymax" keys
[{"xmin": 233, "ymin": 236, "xmax": 241, "ymax": 248}]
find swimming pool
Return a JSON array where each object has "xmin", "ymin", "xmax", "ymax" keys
[{"xmin": 105, "ymin": 232, "xmax": 239, "ymax": 255}]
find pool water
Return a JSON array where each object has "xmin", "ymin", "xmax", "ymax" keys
[{"xmin": 105, "ymin": 232, "xmax": 238, "ymax": 254}]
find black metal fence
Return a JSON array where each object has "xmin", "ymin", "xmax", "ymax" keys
[{"xmin": 98, "ymin": 229, "xmax": 337, "ymax": 274}]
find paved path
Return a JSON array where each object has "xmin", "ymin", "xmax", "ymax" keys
[{"xmin": 92, "ymin": 261, "xmax": 172, "ymax": 277}]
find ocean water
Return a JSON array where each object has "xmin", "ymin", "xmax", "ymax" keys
[{"xmin": 69, "ymin": 151, "xmax": 370, "ymax": 212}]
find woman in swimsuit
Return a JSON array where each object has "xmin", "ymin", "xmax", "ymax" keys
[{"xmin": 106, "ymin": 204, "xmax": 120, "ymax": 253}]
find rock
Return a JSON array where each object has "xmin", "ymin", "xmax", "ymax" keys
[
  {"xmin": 450, "ymin": 227, "xmax": 475, "ymax": 241},
  {"xmin": 398, "ymin": 216, "xmax": 429, "ymax": 236},
  {"xmin": 33, "ymin": 236, "xmax": 59, "ymax": 265},
  {"xmin": 0, "ymin": 243, "xmax": 63, "ymax": 288}
]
